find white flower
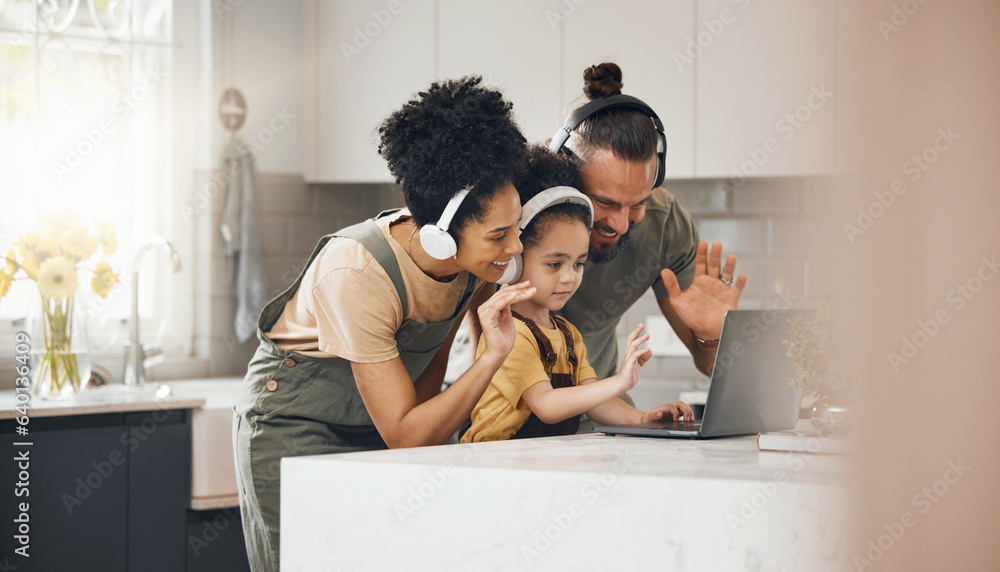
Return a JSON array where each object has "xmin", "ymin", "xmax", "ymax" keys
[{"xmin": 37, "ymin": 256, "xmax": 78, "ymax": 298}]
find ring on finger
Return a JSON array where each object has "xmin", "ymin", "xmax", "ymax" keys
[{"xmin": 720, "ymin": 275, "xmax": 734, "ymax": 286}]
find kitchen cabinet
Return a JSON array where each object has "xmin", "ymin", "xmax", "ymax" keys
[
  {"xmin": 438, "ymin": 0, "xmax": 563, "ymax": 146},
  {"xmin": 186, "ymin": 508, "xmax": 251, "ymax": 572},
  {"xmin": 303, "ymin": 0, "xmax": 436, "ymax": 183},
  {"xmin": 695, "ymin": 0, "xmax": 837, "ymax": 178},
  {"xmin": 563, "ymin": 0, "xmax": 696, "ymax": 178},
  {"xmin": 0, "ymin": 409, "xmax": 190, "ymax": 571},
  {"xmin": 303, "ymin": 0, "xmax": 836, "ymax": 182},
  {"xmin": 1, "ymin": 383, "xmax": 253, "ymax": 572}
]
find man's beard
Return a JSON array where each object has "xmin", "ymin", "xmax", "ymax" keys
[{"xmin": 588, "ymin": 221, "xmax": 634, "ymax": 264}]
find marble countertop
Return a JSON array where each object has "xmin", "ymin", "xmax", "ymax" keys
[
  {"xmin": 282, "ymin": 424, "xmax": 851, "ymax": 571},
  {"xmin": 0, "ymin": 388, "xmax": 204, "ymax": 419},
  {"xmin": 298, "ymin": 424, "xmax": 845, "ymax": 485},
  {"xmin": 0, "ymin": 378, "xmax": 245, "ymax": 419}
]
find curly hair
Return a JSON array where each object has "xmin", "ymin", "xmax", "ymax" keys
[
  {"xmin": 512, "ymin": 145, "xmax": 591, "ymax": 250},
  {"xmin": 378, "ymin": 76, "xmax": 526, "ymax": 234}
]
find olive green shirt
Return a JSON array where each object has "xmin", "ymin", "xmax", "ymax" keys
[{"xmin": 555, "ymin": 187, "xmax": 699, "ymax": 378}]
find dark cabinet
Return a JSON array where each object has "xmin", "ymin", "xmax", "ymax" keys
[
  {"xmin": 185, "ymin": 507, "xmax": 252, "ymax": 572},
  {"xmin": 1, "ymin": 409, "xmax": 190, "ymax": 571}
]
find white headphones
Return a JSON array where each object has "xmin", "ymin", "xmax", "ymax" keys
[
  {"xmin": 498, "ymin": 186, "xmax": 594, "ymax": 285},
  {"xmin": 419, "ymin": 187, "xmax": 472, "ymax": 260}
]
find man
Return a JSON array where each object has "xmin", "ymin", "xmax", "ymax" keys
[
  {"xmin": 464, "ymin": 63, "xmax": 746, "ymax": 384},
  {"xmin": 555, "ymin": 146, "xmax": 745, "ymax": 379},
  {"xmin": 552, "ymin": 62, "xmax": 746, "ymax": 380}
]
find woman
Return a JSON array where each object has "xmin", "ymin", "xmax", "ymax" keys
[{"xmin": 233, "ymin": 76, "xmax": 533, "ymax": 571}]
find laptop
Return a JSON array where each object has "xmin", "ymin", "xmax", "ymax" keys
[{"xmin": 594, "ymin": 309, "xmax": 813, "ymax": 439}]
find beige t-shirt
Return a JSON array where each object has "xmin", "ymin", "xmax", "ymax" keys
[{"xmin": 266, "ymin": 209, "xmax": 494, "ymax": 363}]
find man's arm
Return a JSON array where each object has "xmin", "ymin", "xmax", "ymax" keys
[
  {"xmin": 657, "ymin": 297, "xmax": 716, "ymax": 376},
  {"xmin": 658, "ymin": 241, "xmax": 747, "ymax": 377}
]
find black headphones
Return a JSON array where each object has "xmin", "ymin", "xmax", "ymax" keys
[{"xmin": 548, "ymin": 93, "xmax": 667, "ymax": 190}]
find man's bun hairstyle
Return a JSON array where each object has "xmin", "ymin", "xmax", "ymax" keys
[
  {"xmin": 574, "ymin": 63, "xmax": 659, "ymax": 164},
  {"xmin": 378, "ymin": 76, "xmax": 526, "ymax": 234},
  {"xmin": 513, "ymin": 145, "xmax": 591, "ymax": 249},
  {"xmin": 582, "ymin": 62, "xmax": 624, "ymax": 99}
]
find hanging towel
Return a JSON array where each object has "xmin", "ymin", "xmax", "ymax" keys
[{"xmin": 221, "ymin": 138, "xmax": 269, "ymax": 342}]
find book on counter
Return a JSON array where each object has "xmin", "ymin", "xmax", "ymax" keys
[{"xmin": 757, "ymin": 426, "xmax": 852, "ymax": 454}]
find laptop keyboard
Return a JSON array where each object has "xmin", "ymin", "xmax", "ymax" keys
[{"xmin": 633, "ymin": 420, "xmax": 701, "ymax": 430}]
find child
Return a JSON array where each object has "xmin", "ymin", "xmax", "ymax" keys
[{"xmin": 462, "ymin": 147, "xmax": 693, "ymax": 442}]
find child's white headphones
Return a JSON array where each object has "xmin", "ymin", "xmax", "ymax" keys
[
  {"xmin": 419, "ymin": 187, "xmax": 472, "ymax": 260},
  {"xmin": 498, "ymin": 186, "xmax": 594, "ymax": 285}
]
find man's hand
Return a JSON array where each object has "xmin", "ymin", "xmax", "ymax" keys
[{"xmin": 660, "ymin": 241, "xmax": 746, "ymax": 340}]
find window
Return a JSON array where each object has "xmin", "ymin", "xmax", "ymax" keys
[{"xmin": 0, "ymin": 0, "xmax": 181, "ymax": 365}]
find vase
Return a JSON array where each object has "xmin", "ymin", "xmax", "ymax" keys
[
  {"xmin": 28, "ymin": 289, "xmax": 92, "ymax": 399},
  {"xmin": 809, "ymin": 394, "xmax": 850, "ymax": 436}
]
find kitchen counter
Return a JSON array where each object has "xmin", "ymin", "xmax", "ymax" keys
[
  {"xmin": 282, "ymin": 424, "xmax": 851, "ymax": 570},
  {"xmin": 0, "ymin": 387, "xmax": 205, "ymax": 419},
  {"xmin": 1, "ymin": 378, "xmax": 252, "ymax": 570},
  {"xmin": 2, "ymin": 379, "xmax": 244, "ymax": 508}
]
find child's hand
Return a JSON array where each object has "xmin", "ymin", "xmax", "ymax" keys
[
  {"xmin": 612, "ymin": 324, "xmax": 652, "ymax": 393},
  {"xmin": 639, "ymin": 401, "xmax": 695, "ymax": 424}
]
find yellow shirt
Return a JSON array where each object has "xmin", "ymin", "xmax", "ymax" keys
[{"xmin": 462, "ymin": 318, "xmax": 597, "ymax": 442}]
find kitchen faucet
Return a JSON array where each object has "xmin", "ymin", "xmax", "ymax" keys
[{"xmin": 124, "ymin": 236, "xmax": 182, "ymax": 386}]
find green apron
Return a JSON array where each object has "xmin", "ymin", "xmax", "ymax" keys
[{"xmin": 233, "ymin": 212, "xmax": 478, "ymax": 571}]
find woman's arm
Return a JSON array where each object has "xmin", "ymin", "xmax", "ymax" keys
[
  {"xmin": 352, "ymin": 282, "xmax": 535, "ymax": 448},
  {"xmin": 412, "ymin": 317, "xmax": 463, "ymax": 404}
]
